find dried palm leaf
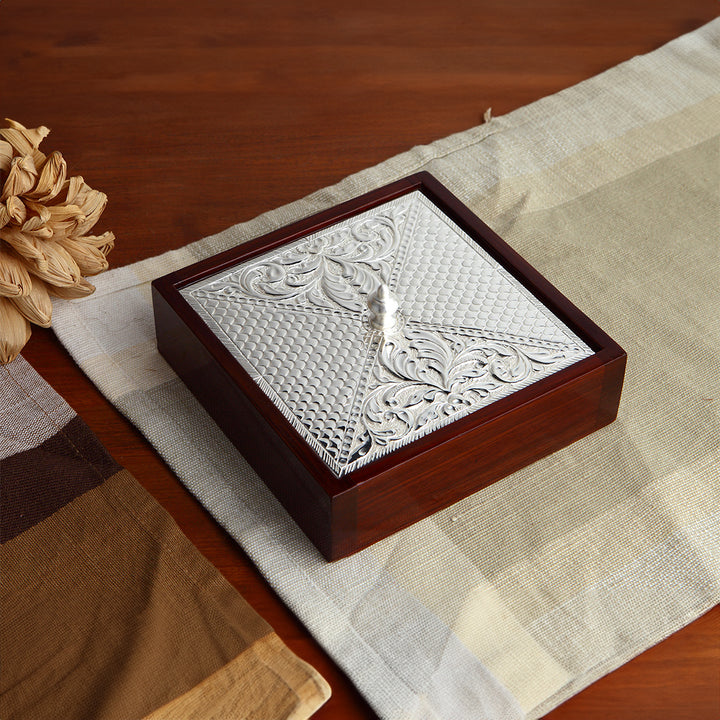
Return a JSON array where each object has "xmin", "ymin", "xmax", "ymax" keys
[
  {"xmin": 0, "ymin": 296, "xmax": 31, "ymax": 364},
  {"xmin": 0, "ymin": 119, "xmax": 114, "ymax": 362}
]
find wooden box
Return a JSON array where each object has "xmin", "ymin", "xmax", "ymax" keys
[{"xmin": 152, "ymin": 172, "xmax": 626, "ymax": 560}]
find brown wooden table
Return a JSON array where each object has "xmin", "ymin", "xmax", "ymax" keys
[{"xmin": 4, "ymin": 1, "xmax": 719, "ymax": 717}]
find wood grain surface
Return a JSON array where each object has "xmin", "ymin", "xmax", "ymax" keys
[{"xmin": 3, "ymin": 1, "xmax": 718, "ymax": 718}]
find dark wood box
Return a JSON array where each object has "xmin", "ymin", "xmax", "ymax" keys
[{"xmin": 152, "ymin": 172, "xmax": 625, "ymax": 560}]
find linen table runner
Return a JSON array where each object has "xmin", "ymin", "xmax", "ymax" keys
[
  {"xmin": 0, "ymin": 355, "xmax": 330, "ymax": 720},
  {"xmin": 51, "ymin": 20, "xmax": 720, "ymax": 720}
]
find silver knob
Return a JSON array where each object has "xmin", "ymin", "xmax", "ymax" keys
[{"xmin": 367, "ymin": 283, "xmax": 400, "ymax": 333}]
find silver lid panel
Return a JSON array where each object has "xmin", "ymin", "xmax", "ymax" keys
[{"xmin": 181, "ymin": 191, "xmax": 592, "ymax": 476}]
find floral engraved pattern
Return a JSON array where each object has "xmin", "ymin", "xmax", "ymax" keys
[
  {"xmin": 202, "ymin": 206, "xmax": 408, "ymax": 313},
  {"xmin": 182, "ymin": 192, "xmax": 593, "ymax": 476},
  {"xmin": 348, "ymin": 329, "xmax": 568, "ymax": 460}
]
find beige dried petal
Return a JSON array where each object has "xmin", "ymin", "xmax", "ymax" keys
[
  {"xmin": 0, "ymin": 247, "xmax": 33, "ymax": 297},
  {"xmin": 22, "ymin": 200, "xmax": 52, "ymax": 230},
  {"xmin": 81, "ymin": 231, "xmax": 115, "ymax": 256},
  {"xmin": 40, "ymin": 202, "xmax": 84, "ymax": 227},
  {"xmin": 6, "ymin": 196, "xmax": 27, "ymax": 225},
  {"xmin": 0, "ymin": 127, "xmax": 34, "ymax": 156},
  {"xmin": 3, "ymin": 119, "xmax": 50, "ymax": 149},
  {"xmin": 22, "ymin": 214, "xmax": 45, "ymax": 232},
  {"xmin": 72, "ymin": 183, "xmax": 107, "ymax": 235},
  {"xmin": 0, "ymin": 225, "xmax": 47, "ymax": 264},
  {"xmin": 0, "ymin": 203, "xmax": 9, "ymax": 228},
  {"xmin": 0, "ymin": 120, "xmax": 49, "ymax": 168},
  {"xmin": 29, "ymin": 203, "xmax": 83, "ymax": 242},
  {"xmin": 0, "ymin": 295, "xmax": 32, "ymax": 363},
  {"xmin": 0, "ymin": 140, "xmax": 12, "ymax": 175},
  {"xmin": 27, "ymin": 151, "xmax": 67, "ymax": 202},
  {"xmin": 62, "ymin": 175, "xmax": 83, "ymax": 204},
  {"xmin": 1, "ymin": 155, "xmax": 38, "ymax": 201},
  {"xmin": 26, "ymin": 242, "xmax": 81, "ymax": 288},
  {"xmin": 55, "ymin": 236, "xmax": 109, "ymax": 276},
  {"xmin": 11, "ymin": 276, "xmax": 52, "ymax": 327},
  {"xmin": 48, "ymin": 277, "xmax": 96, "ymax": 299},
  {"xmin": 1, "ymin": 220, "xmax": 53, "ymax": 244},
  {"xmin": 10, "ymin": 286, "xmax": 50, "ymax": 328},
  {"xmin": 21, "ymin": 225, "xmax": 53, "ymax": 241},
  {"xmin": 46, "ymin": 202, "xmax": 84, "ymax": 221}
]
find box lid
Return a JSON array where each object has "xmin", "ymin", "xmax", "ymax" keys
[{"xmin": 180, "ymin": 189, "xmax": 592, "ymax": 477}]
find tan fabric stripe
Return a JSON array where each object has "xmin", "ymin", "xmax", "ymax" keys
[
  {"xmin": 476, "ymin": 94, "xmax": 720, "ymax": 237},
  {"xmin": 1, "ymin": 469, "xmax": 273, "ymax": 720},
  {"xmin": 143, "ymin": 632, "xmax": 331, "ymax": 720}
]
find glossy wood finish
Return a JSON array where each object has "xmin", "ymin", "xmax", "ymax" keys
[
  {"xmin": 154, "ymin": 172, "xmax": 626, "ymax": 559},
  {"xmin": 4, "ymin": 0, "xmax": 718, "ymax": 716}
]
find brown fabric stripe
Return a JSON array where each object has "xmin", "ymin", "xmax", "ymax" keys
[
  {"xmin": 0, "ymin": 415, "xmax": 121, "ymax": 542},
  {"xmin": 143, "ymin": 633, "xmax": 331, "ymax": 720},
  {"xmin": 0, "ymin": 469, "xmax": 275, "ymax": 720}
]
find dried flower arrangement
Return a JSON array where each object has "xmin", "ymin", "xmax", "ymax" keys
[{"xmin": 0, "ymin": 119, "xmax": 114, "ymax": 363}]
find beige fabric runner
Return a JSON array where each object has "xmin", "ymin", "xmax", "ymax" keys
[{"xmin": 50, "ymin": 20, "xmax": 720, "ymax": 720}]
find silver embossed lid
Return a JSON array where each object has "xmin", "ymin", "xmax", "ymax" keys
[{"xmin": 181, "ymin": 191, "xmax": 592, "ymax": 476}]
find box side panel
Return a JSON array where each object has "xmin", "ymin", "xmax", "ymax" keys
[
  {"xmin": 152, "ymin": 284, "xmax": 344, "ymax": 560},
  {"xmin": 598, "ymin": 350, "xmax": 627, "ymax": 425},
  {"xmin": 321, "ymin": 490, "xmax": 358, "ymax": 561},
  {"xmin": 347, "ymin": 357, "xmax": 625, "ymax": 557}
]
